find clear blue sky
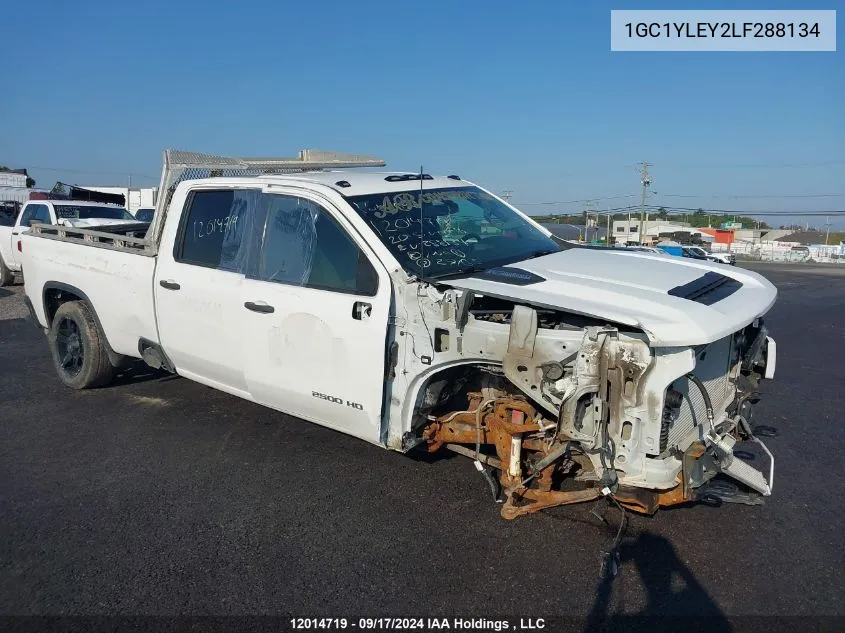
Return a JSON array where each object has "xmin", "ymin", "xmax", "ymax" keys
[{"xmin": 2, "ymin": 0, "xmax": 843, "ymax": 227}]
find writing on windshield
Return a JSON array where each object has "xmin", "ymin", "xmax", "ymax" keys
[{"xmin": 344, "ymin": 186, "xmax": 560, "ymax": 278}]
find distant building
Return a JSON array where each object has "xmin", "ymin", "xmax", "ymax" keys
[
  {"xmin": 0, "ymin": 168, "xmax": 31, "ymax": 204},
  {"xmin": 611, "ymin": 219, "xmax": 709, "ymax": 245},
  {"xmin": 79, "ymin": 186, "xmax": 158, "ymax": 213},
  {"xmin": 541, "ymin": 223, "xmax": 607, "ymax": 242},
  {"xmin": 699, "ymin": 228, "xmax": 735, "ymax": 244}
]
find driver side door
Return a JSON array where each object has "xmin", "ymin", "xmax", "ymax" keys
[{"xmin": 240, "ymin": 190, "xmax": 391, "ymax": 445}]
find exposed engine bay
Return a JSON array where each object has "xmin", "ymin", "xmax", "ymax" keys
[{"xmin": 410, "ymin": 287, "xmax": 776, "ymax": 519}]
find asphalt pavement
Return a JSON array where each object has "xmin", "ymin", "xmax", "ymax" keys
[{"xmin": 1, "ymin": 263, "xmax": 843, "ymax": 627}]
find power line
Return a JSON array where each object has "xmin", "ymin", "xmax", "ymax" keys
[
  {"xmin": 660, "ymin": 160, "xmax": 845, "ymax": 170},
  {"xmin": 518, "ymin": 194, "xmax": 637, "ymax": 205},
  {"xmin": 659, "ymin": 192, "xmax": 845, "ymax": 199}
]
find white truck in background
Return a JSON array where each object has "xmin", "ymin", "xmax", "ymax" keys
[
  {"xmin": 0, "ymin": 199, "xmax": 143, "ymax": 286},
  {"xmin": 19, "ymin": 149, "xmax": 778, "ymax": 520}
]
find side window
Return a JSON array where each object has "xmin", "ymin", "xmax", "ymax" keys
[
  {"xmin": 20, "ymin": 204, "xmax": 50, "ymax": 227},
  {"xmin": 18, "ymin": 206, "xmax": 35, "ymax": 227},
  {"xmin": 257, "ymin": 194, "xmax": 378, "ymax": 296},
  {"xmin": 175, "ymin": 189, "xmax": 261, "ymax": 272}
]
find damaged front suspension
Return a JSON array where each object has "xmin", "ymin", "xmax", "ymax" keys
[{"xmin": 422, "ymin": 393, "xmax": 695, "ymax": 519}]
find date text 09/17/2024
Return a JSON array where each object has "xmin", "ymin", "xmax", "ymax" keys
[
  {"xmin": 624, "ymin": 22, "xmax": 821, "ymax": 39},
  {"xmin": 289, "ymin": 618, "xmax": 546, "ymax": 631}
]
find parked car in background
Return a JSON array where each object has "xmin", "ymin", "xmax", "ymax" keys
[
  {"xmin": 682, "ymin": 246, "xmax": 711, "ymax": 261},
  {"xmin": 0, "ymin": 201, "xmax": 21, "ymax": 228},
  {"xmin": 685, "ymin": 246, "xmax": 735, "ymax": 265},
  {"xmin": 0, "ymin": 200, "xmax": 143, "ymax": 286},
  {"xmin": 134, "ymin": 207, "xmax": 155, "ymax": 222},
  {"xmin": 655, "ymin": 243, "xmax": 684, "ymax": 257},
  {"xmin": 705, "ymin": 250, "xmax": 736, "ymax": 265},
  {"xmin": 656, "ymin": 243, "xmax": 728, "ymax": 264}
]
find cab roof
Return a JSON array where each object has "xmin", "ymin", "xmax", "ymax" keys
[{"xmin": 211, "ymin": 171, "xmax": 475, "ymax": 197}]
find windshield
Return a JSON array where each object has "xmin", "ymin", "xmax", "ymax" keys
[
  {"xmin": 55, "ymin": 205, "xmax": 133, "ymax": 220},
  {"xmin": 688, "ymin": 247, "xmax": 708, "ymax": 256},
  {"xmin": 344, "ymin": 186, "xmax": 560, "ymax": 278}
]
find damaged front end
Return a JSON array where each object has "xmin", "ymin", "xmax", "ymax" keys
[{"xmin": 413, "ymin": 292, "xmax": 776, "ymax": 519}]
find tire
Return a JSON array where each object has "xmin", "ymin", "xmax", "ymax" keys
[
  {"xmin": 0, "ymin": 256, "xmax": 13, "ymax": 287},
  {"xmin": 48, "ymin": 301, "xmax": 116, "ymax": 389}
]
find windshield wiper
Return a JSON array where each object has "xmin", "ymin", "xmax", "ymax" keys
[{"xmin": 524, "ymin": 249, "xmax": 557, "ymax": 260}]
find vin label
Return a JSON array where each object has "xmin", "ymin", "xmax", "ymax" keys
[{"xmin": 611, "ymin": 10, "xmax": 836, "ymax": 51}]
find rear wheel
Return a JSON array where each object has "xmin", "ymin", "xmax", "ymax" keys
[
  {"xmin": 48, "ymin": 301, "xmax": 116, "ymax": 389},
  {"xmin": 0, "ymin": 257, "xmax": 13, "ymax": 286}
]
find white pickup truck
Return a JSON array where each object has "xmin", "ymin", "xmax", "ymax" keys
[
  {"xmin": 20, "ymin": 149, "xmax": 778, "ymax": 519},
  {"xmin": 0, "ymin": 199, "xmax": 142, "ymax": 285}
]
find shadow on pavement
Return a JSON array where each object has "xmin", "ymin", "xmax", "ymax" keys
[
  {"xmin": 585, "ymin": 531, "xmax": 731, "ymax": 632},
  {"xmin": 111, "ymin": 360, "xmax": 180, "ymax": 386}
]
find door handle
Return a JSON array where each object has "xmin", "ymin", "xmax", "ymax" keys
[
  {"xmin": 352, "ymin": 301, "xmax": 372, "ymax": 320},
  {"xmin": 245, "ymin": 301, "xmax": 275, "ymax": 314},
  {"xmin": 159, "ymin": 279, "xmax": 181, "ymax": 290}
]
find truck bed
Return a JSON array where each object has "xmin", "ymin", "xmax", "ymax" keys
[
  {"xmin": 28, "ymin": 222, "xmax": 154, "ymax": 255},
  {"xmin": 21, "ymin": 228, "xmax": 158, "ymax": 359}
]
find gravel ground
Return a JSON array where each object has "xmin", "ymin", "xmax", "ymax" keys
[{"xmin": 0, "ymin": 278, "xmax": 27, "ymax": 321}]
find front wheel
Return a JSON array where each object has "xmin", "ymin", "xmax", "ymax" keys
[
  {"xmin": 48, "ymin": 301, "xmax": 116, "ymax": 389},
  {"xmin": 0, "ymin": 256, "xmax": 13, "ymax": 286}
]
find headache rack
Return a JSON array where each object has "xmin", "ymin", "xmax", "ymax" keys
[{"xmin": 28, "ymin": 148, "xmax": 386, "ymax": 255}]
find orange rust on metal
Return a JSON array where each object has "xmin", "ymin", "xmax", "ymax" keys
[
  {"xmin": 521, "ymin": 439, "xmax": 549, "ymax": 452},
  {"xmin": 423, "ymin": 421, "xmax": 495, "ymax": 452},
  {"xmin": 535, "ymin": 463, "xmax": 555, "ymax": 492},
  {"xmin": 614, "ymin": 489, "xmax": 658, "ymax": 515},
  {"xmin": 501, "ymin": 487, "xmax": 600, "ymax": 519},
  {"xmin": 494, "ymin": 401, "xmax": 539, "ymax": 434},
  {"xmin": 655, "ymin": 483, "xmax": 692, "ymax": 508},
  {"xmin": 687, "ymin": 441, "xmax": 706, "ymax": 459},
  {"xmin": 424, "ymin": 395, "xmax": 611, "ymax": 517},
  {"xmin": 615, "ymin": 481, "xmax": 692, "ymax": 515}
]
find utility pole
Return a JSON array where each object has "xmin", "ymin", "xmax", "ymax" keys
[
  {"xmin": 637, "ymin": 161, "xmax": 651, "ymax": 244},
  {"xmin": 501, "ymin": 190, "xmax": 513, "ymax": 201}
]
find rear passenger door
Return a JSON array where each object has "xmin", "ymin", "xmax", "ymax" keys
[
  {"xmin": 154, "ymin": 187, "xmax": 263, "ymax": 397},
  {"xmin": 240, "ymin": 190, "xmax": 391, "ymax": 445}
]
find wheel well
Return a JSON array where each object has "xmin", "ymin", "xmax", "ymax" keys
[
  {"xmin": 44, "ymin": 287, "xmax": 83, "ymax": 327},
  {"xmin": 41, "ymin": 283, "xmax": 126, "ymax": 368}
]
